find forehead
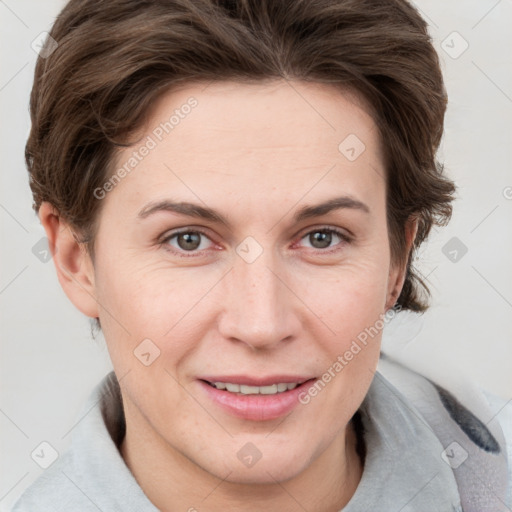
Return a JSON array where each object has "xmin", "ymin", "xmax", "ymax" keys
[
  {"xmin": 108, "ymin": 80, "xmax": 384, "ymax": 210},
  {"xmin": 142, "ymin": 79, "xmax": 378, "ymax": 152}
]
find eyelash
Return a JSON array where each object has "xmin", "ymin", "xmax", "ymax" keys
[{"xmin": 159, "ymin": 226, "xmax": 352, "ymax": 258}]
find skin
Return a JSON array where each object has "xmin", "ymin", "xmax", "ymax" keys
[{"xmin": 40, "ymin": 79, "xmax": 417, "ymax": 512}]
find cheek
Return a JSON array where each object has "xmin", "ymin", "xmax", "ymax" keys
[
  {"xmin": 307, "ymin": 270, "xmax": 387, "ymax": 416},
  {"xmin": 325, "ymin": 293, "xmax": 384, "ymax": 379},
  {"xmin": 93, "ymin": 258, "xmax": 216, "ymax": 368},
  {"xmin": 95, "ymin": 254, "xmax": 177, "ymax": 324},
  {"xmin": 303, "ymin": 258, "xmax": 390, "ymax": 332},
  {"xmin": 299, "ymin": 260, "xmax": 389, "ymax": 399}
]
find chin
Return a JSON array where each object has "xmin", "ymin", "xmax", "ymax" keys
[{"xmin": 202, "ymin": 448, "xmax": 309, "ymax": 485}]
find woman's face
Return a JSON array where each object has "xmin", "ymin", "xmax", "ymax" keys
[{"xmin": 86, "ymin": 80, "xmax": 406, "ymax": 483}]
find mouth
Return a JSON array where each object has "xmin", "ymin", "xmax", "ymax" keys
[{"xmin": 197, "ymin": 376, "xmax": 317, "ymax": 421}]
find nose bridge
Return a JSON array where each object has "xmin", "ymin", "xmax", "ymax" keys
[{"xmin": 218, "ymin": 241, "xmax": 296, "ymax": 349}]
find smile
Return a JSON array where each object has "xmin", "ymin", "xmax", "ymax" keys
[{"xmin": 198, "ymin": 377, "xmax": 317, "ymax": 421}]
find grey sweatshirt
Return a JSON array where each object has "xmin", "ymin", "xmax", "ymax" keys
[{"xmin": 11, "ymin": 357, "xmax": 511, "ymax": 511}]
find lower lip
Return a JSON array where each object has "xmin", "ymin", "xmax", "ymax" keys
[{"xmin": 198, "ymin": 379, "xmax": 317, "ymax": 421}]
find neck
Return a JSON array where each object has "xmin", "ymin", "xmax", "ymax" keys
[{"xmin": 120, "ymin": 409, "xmax": 363, "ymax": 512}]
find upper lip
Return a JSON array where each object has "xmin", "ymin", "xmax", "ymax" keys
[{"xmin": 199, "ymin": 375, "xmax": 316, "ymax": 386}]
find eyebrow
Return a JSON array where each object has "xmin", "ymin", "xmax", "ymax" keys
[{"xmin": 137, "ymin": 195, "xmax": 370, "ymax": 227}]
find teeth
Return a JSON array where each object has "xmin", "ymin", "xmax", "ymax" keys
[
  {"xmin": 259, "ymin": 384, "xmax": 277, "ymax": 395},
  {"xmin": 240, "ymin": 385, "xmax": 260, "ymax": 394},
  {"xmin": 211, "ymin": 381, "xmax": 302, "ymax": 395}
]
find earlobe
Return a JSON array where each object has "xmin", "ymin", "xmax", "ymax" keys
[
  {"xmin": 385, "ymin": 216, "xmax": 419, "ymax": 310},
  {"xmin": 38, "ymin": 202, "xmax": 99, "ymax": 318}
]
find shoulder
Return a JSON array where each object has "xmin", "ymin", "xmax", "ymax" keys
[
  {"xmin": 10, "ymin": 371, "xmax": 158, "ymax": 512},
  {"xmin": 11, "ymin": 373, "xmax": 116, "ymax": 512},
  {"xmin": 479, "ymin": 387, "xmax": 512, "ymax": 507},
  {"xmin": 377, "ymin": 353, "xmax": 511, "ymax": 509},
  {"xmin": 10, "ymin": 450, "xmax": 97, "ymax": 512}
]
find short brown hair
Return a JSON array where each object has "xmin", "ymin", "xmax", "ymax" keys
[{"xmin": 26, "ymin": 0, "xmax": 456, "ymax": 323}]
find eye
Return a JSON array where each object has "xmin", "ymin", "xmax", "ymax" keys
[
  {"xmin": 297, "ymin": 227, "xmax": 351, "ymax": 253},
  {"xmin": 159, "ymin": 226, "xmax": 351, "ymax": 258},
  {"xmin": 160, "ymin": 229, "xmax": 215, "ymax": 257}
]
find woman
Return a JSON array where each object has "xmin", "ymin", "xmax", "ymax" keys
[{"xmin": 13, "ymin": 0, "xmax": 511, "ymax": 510}]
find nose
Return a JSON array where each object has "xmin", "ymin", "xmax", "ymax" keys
[{"xmin": 217, "ymin": 247, "xmax": 300, "ymax": 351}]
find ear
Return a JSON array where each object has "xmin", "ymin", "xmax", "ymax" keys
[
  {"xmin": 38, "ymin": 202, "xmax": 99, "ymax": 318},
  {"xmin": 385, "ymin": 216, "xmax": 418, "ymax": 310}
]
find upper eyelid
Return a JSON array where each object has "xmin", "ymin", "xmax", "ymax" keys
[
  {"xmin": 160, "ymin": 227, "xmax": 214, "ymax": 243},
  {"xmin": 297, "ymin": 225, "xmax": 351, "ymax": 240}
]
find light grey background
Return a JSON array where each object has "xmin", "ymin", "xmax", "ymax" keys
[{"xmin": 1, "ymin": 0, "xmax": 511, "ymax": 509}]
